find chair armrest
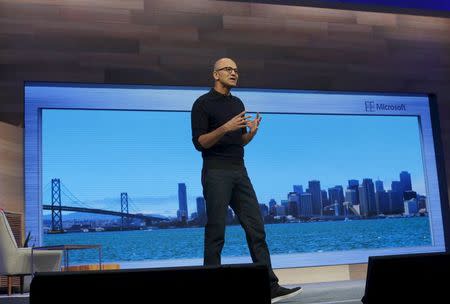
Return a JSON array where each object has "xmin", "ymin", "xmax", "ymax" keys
[{"xmin": 16, "ymin": 248, "xmax": 63, "ymax": 273}]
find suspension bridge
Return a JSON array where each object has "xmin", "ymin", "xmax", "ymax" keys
[{"xmin": 43, "ymin": 178, "xmax": 168, "ymax": 233}]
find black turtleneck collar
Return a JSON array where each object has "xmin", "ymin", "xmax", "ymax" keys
[{"xmin": 210, "ymin": 88, "xmax": 233, "ymax": 99}]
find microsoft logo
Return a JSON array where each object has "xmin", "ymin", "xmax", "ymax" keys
[
  {"xmin": 365, "ymin": 101, "xmax": 375, "ymax": 112},
  {"xmin": 365, "ymin": 101, "xmax": 406, "ymax": 112}
]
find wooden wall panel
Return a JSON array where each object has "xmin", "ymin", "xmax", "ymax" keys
[
  {"xmin": 0, "ymin": 0, "xmax": 144, "ymax": 10},
  {"xmin": 0, "ymin": 122, "xmax": 23, "ymax": 215},
  {"xmin": 0, "ymin": 0, "xmax": 448, "ymax": 233}
]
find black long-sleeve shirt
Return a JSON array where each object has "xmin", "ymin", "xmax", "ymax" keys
[{"xmin": 191, "ymin": 88, "xmax": 247, "ymax": 167}]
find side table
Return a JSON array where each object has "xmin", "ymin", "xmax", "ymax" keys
[{"xmin": 31, "ymin": 244, "xmax": 102, "ymax": 275}]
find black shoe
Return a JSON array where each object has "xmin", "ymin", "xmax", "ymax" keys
[{"xmin": 271, "ymin": 285, "xmax": 303, "ymax": 303}]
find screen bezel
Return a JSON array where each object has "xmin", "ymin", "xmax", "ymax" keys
[{"xmin": 24, "ymin": 81, "xmax": 450, "ymax": 268}]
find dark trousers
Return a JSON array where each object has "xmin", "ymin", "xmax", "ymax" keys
[{"xmin": 201, "ymin": 166, "xmax": 279, "ymax": 287}]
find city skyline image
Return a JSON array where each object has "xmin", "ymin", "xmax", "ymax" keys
[{"xmin": 42, "ymin": 109, "xmax": 426, "ymax": 219}]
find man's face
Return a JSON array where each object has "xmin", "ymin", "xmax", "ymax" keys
[{"xmin": 214, "ymin": 59, "xmax": 239, "ymax": 88}]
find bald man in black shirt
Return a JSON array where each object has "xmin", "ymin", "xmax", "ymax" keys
[{"xmin": 191, "ymin": 58, "xmax": 302, "ymax": 303}]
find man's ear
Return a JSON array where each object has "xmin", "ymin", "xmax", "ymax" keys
[{"xmin": 213, "ymin": 71, "xmax": 219, "ymax": 81}]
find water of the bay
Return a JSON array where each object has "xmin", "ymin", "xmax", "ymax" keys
[{"xmin": 43, "ymin": 217, "xmax": 431, "ymax": 265}]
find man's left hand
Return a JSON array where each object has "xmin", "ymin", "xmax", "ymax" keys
[{"xmin": 248, "ymin": 113, "xmax": 262, "ymax": 135}]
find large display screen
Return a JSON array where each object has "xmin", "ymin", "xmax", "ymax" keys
[{"xmin": 25, "ymin": 83, "xmax": 448, "ymax": 268}]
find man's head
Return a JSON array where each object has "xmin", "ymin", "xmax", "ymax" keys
[{"xmin": 213, "ymin": 58, "xmax": 238, "ymax": 89}]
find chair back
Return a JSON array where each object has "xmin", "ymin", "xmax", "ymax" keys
[{"xmin": 0, "ymin": 209, "xmax": 18, "ymax": 273}]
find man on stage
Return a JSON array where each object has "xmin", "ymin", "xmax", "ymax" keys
[{"xmin": 191, "ymin": 58, "xmax": 302, "ymax": 303}]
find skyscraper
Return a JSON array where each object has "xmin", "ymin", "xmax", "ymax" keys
[
  {"xmin": 348, "ymin": 180, "xmax": 359, "ymax": 188},
  {"xmin": 390, "ymin": 180, "xmax": 404, "ymax": 213},
  {"xmin": 374, "ymin": 180, "xmax": 386, "ymax": 215},
  {"xmin": 178, "ymin": 183, "xmax": 188, "ymax": 222},
  {"xmin": 293, "ymin": 185, "xmax": 303, "ymax": 195},
  {"xmin": 345, "ymin": 189, "xmax": 357, "ymax": 205},
  {"xmin": 400, "ymin": 171, "xmax": 412, "ymax": 193},
  {"xmin": 418, "ymin": 195, "xmax": 427, "ymax": 210},
  {"xmin": 358, "ymin": 185, "xmax": 367, "ymax": 217},
  {"xmin": 404, "ymin": 190, "xmax": 417, "ymax": 201},
  {"xmin": 375, "ymin": 191, "xmax": 389, "ymax": 215},
  {"xmin": 348, "ymin": 179, "xmax": 360, "ymax": 205},
  {"xmin": 275, "ymin": 205, "xmax": 286, "ymax": 216},
  {"xmin": 259, "ymin": 204, "xmax": 269, "ymax": 218},
  {"xmin": 288, "ymin": 192, "xmax": 300, "ymax": 204},
  {"xmin": 375, "ymin": 180, "xmax": 384, "ymax": 192},
  {"xmin": 404, "ymin": 198, "xmax": 418, "ymax": 215},
  {"xmin": 335, "ymin": 185, "xmax": 345, "ymax": 202},
  {"xmin": 327, "ymin": 187, "xmax": 340, "ymax": 216},
  {"xmin": 288, "ymin": 201, "xmax": 299, "ymax": 217},
  {"xmin": 268, "ymin": 199, "xmax": 277, "ymax": 216},
  {"xmin": 388, "ymin": 190, "xmax": 404, "ymax": 214},
  {"xmin": 300, "ymin": 193, "xmax": 313, "ymax": 217},
  {"xmin": 308, "ymin": 180, "xmax": 322, "ymax": 216},
  {"xmin": 391, "ymin": 181, "xmax": 402, "ymax": 193},
  {"xmin": 321, "ymin": 190, "xmax": 329, "ymax": 205},
  {"xmin": 335, "ymin": 185, "xmax": 345, "ymax": 214},
  {"xmin": 268, "ymin": 199, "xmax": 277, "ymax": 209},
  {"xmin": 281, "ymin": 199, "xmax": 289, "ymax": 210},
  {"xmin": 196, "ymin": 196, "xmax": 206, "ymax": 225},
  {"xmin": 359, "ymin": 178, "xmax": 376, "ymax": 217},
  {"xmin": 288, "ymin": 192, "xmax": 301, "ymax": 217},
  {"xmin": 328, "ymin": 186, "xmax": 344, "ymax": 216}
]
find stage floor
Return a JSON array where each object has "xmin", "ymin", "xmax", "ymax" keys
[
  {"xmin": 0, "ymin": 279, "xmax": 365, "ymax": 304},
  {"xmin": 289, "ymin": 280, "xmax": 365, "ymax": 304}
]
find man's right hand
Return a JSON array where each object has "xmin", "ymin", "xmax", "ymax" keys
[
  {"xmin": 198, "ymin": 111, "xmax": 250, "ymax": 149},
  {"xmin": 222, "ymin": 111, "xmax": 251, "ymax": 133}
]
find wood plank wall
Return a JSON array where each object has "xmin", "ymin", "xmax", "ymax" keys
[
  {"xmin": 0, "ymin": 1, "xmax": 449, "ymax": 205},
  {"xmin": 0, "ymin": 121, "xmax": 23, "ymax": 215},
  {"xmin": 0, "ymin": 121, "xmax": 23, "ymax": 290}
]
